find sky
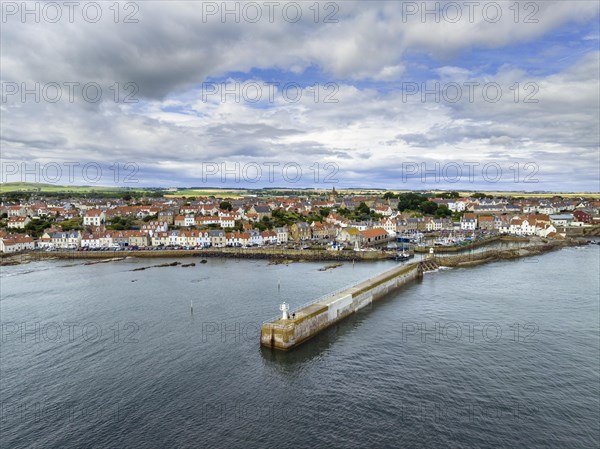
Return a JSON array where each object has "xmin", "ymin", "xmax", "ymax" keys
[{"xmin": 1, "ymin": 0, "xmax": 599, "ymax": 191}]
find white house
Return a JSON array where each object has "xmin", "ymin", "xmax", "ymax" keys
[
  {"xmin": 372, "ymin": 205, "xmax": 393, "ymax": 216},
  {"xmin": 151, "ymin": 232, "xmax": 171, "ymax": 247},
  {"xmin": 380, "ymin": 218, "xmax": 397, "ymax": 235},
  {"xmin": 537, "ymin": 224, "xmax": 557, "ymax": 238},
  {"xmin": 276, "ymin": 227, "xmax": 289, "ymax": 243},
  {"xmin": 141, "ymin": 221, "xmax": 169, "ymax": 236},
  {"xmin": 261, "ymin": 230, "xmax": 278, "ymax": 244},
  {"xmin": 219, "ymin": 215, "xmax": 235, "ymax": 228},
  {"xmin": 41, "ymin": 231, "xmax": 82, "ymax": 249},
  {"xmin": 199, "ymin": 204, "xmax": 219, "ymax": 216},
  {"xmin": 539, "ymin": 204, "xmax": 558, "ymax": 215},
  {"xmin": 460, "ymin": 217, "xmax": 477, "ymax": 231},
  {"xmin": 196, "ymin": 216, "xmax": 220, "ymax": 227},
  {"xmin": 448, "ymin": 200, "xmax": 467, "ymax": 212},
  {"xmin": 0, "ymin": 235, "xmax": 34, "ymax": 253},
  {"xmin": 7, "ymin": 205, "xmax": 27, "ymax": 217},
  {"xmin": 7, "ymin": 216, "xmax": 30, "ymax": 229},
  {"xmin": 81, "ymin": 233, "xmax": 101, "ymax": 248},
  {"xmin": 248, "ymin": 230, "xmax": 263, "ymax": 246},
  {"xmin": 227, "ymin": 232, "xmax": 250, "ymax": 247},
  {"xmin": 83, "ymin": 209, "xmax": 105, "ymax": 226},
  {"xmin": 184, "ymin": 215, "xmax": 196, "ymax": 227},
  {"xmin": 501, "ymin": 218, "xmax": 537, "ymax": 236},
  {"xmin": 177, "ymin": 230, "xmax": 210, "ymax": 247},
  {"xmin": 549, "ymin": 214, "xmax": 574, "ymax": 227}
]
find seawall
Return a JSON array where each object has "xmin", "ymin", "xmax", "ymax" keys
[{"xmin": 1, "ymin": 248, "xmax": 391, "ymax": 265}]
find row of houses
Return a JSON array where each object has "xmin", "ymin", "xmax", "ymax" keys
[
  {"xmin": 150, "ymin": 229, "xmax": 281, "ymax": 248},
  {"xmin": 0, "ymin": 233, "xmax": 35, "ymax": 253},
  {"xmin": 376, "ymin": 210, "xmax": 597, "ymax": 236},
  {"xmin": 32, "ymin": 227, "xmax": 291, "ymax": 250}
]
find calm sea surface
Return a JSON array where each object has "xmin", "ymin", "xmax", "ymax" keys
[{"xmin": 1, "ymin": 246, "xmax": 599, "ymax": 448}]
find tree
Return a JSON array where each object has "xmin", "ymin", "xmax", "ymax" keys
[
  {"xmin": 397, "ymin": 193, "xmax": 428, "ymax": 212},
  {"xmin": 471, "ymin": 192, "xmax": 492, "ymax": 200},
  {"xmin": 357, "ymin": 202, "xmax": 370, "ymax": 215},
  {"xmin": 107, "ymin": 216, "xmax": 137, "ymax": 230},
  {"xmin": 435, "ymin": 204, "xmax": 452, "ymax": 218},
  {"xmin": 220, "ymin": 201, "xmax": 232, "ymax": 211},
  {"xmin": 24, "ymin": 218, "xmax": 54, "ymax": 238},
  {"xmin": 254, "ymin": 221, "xmax": 268, "ymax": 232},
  {"xmin": 319, "ymin": 207, "xmax": 331, "ymax": 218},
  {"xmin": 60, "ymin": 218, "xmax": 83, "ymax": 231},
  {"xmin": 383, "ymin": 191, "xmax": 397, "ymax": 200},
  {"xmin": 452, "ymin": 211, "xmax": 465, "ymax": 222},
  {"xmin": 440, "ymin": 191, "xmax": 459, "ymax": 199},
  {"xmin": 420, "ymin": 201, "xmax": 438, "ymax": 215}
]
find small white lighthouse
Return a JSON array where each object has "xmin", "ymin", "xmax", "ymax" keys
[{"xmin": 280, "ymin": 302, "xmax": 290, "ymax": 320}]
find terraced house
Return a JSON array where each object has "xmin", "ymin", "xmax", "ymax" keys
[
  {"xmin": 38, "ymin": 231, "xmax": 82, "ymax": 249},
  {"xmin": 7, "ymin": 216, "xmax": 30, "ymax": 229},
  {"xmin": 209, "ymin": 230, "xmax": 227, "ymax": 247},
  {"xmin": 0, "ymin": 234, "xmax": 35, "ymax": 253}
]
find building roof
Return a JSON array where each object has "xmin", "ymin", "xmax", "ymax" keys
[{"xmin": 360, "ymin": 228, "xmax": 388, "ymax": 238}]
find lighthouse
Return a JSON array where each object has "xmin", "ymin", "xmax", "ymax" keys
[{"xmin": 279, "ymin": 302, "xmax": 290, "ymax": 320}]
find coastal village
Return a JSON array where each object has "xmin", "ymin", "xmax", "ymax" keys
[{"xmin": 1, "ymin": 188, "xmax": 599, "ymax": 254}]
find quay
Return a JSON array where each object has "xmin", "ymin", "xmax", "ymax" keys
[{"xmin": 260, "ymin": 259, "xmax": 439, "ymax": 351}]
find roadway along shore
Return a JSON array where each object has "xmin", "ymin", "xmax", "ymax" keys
[
  {"xmin": 1, "ymin": 247, "xmax": 390, "ymax": 265},
  {"xmin": 0, "ymin": 237, "xmax": 586, "ymax": 266}
]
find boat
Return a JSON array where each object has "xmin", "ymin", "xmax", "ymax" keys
[
  {"xmin": 395, "ymin": 241, "xmax": 413, "ymax": 261},
  {"xmin": 410, "ymin": 232, "xmax": 424, "ymax": 243},
  {"xmin": 396, "ymin": 251, "xmax": 411, "ymax": 261}
]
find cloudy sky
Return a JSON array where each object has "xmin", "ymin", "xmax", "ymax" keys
[{"xmin": 1, "ymin": 1, "xmax": 599, "ymax": 190}]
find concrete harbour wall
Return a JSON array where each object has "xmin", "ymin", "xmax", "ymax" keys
[{"xmin": 260, "ymin": 263, "xmax": 421, "ymax": 351}]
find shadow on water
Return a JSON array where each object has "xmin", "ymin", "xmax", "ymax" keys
[{"xmin": 260, "ymin": 277, "xmax": 424, "ymax": 372}]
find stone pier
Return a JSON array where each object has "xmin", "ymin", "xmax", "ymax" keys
[{"xmin": 260, "ymin": 261, "xmax": 430, "ymax": 351}]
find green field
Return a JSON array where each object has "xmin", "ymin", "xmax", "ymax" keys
[
  {"xmin": 0, "ymin": 182, "xmax": 152, "ymax": 194},
  {"xmin": 1, "ymin": 183, "xmax": 598, "ymax": 199},
  {"xmin": 164, "ymin": 189, "xmax": 249, "ymax": 198}
]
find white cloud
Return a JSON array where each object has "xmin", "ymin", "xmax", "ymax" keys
[{"xmin": 0, "ymin": 1, "xmax": 598, "ymax": 189}]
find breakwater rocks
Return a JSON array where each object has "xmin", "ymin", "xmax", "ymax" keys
[
  {"xmin": 319, "ymin": 263, "xmax": 343, "ymax": 271},
  {"xmin": 130, "ymin": 261, "xmax": 203, "ymax": 271},
  {"xmin": 131, "ymin": 261, "xmax": 182, "ymax": 271},
  {"xmin": 83, "ymin": 257, "xmax": 126, "ymax": 265}
]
